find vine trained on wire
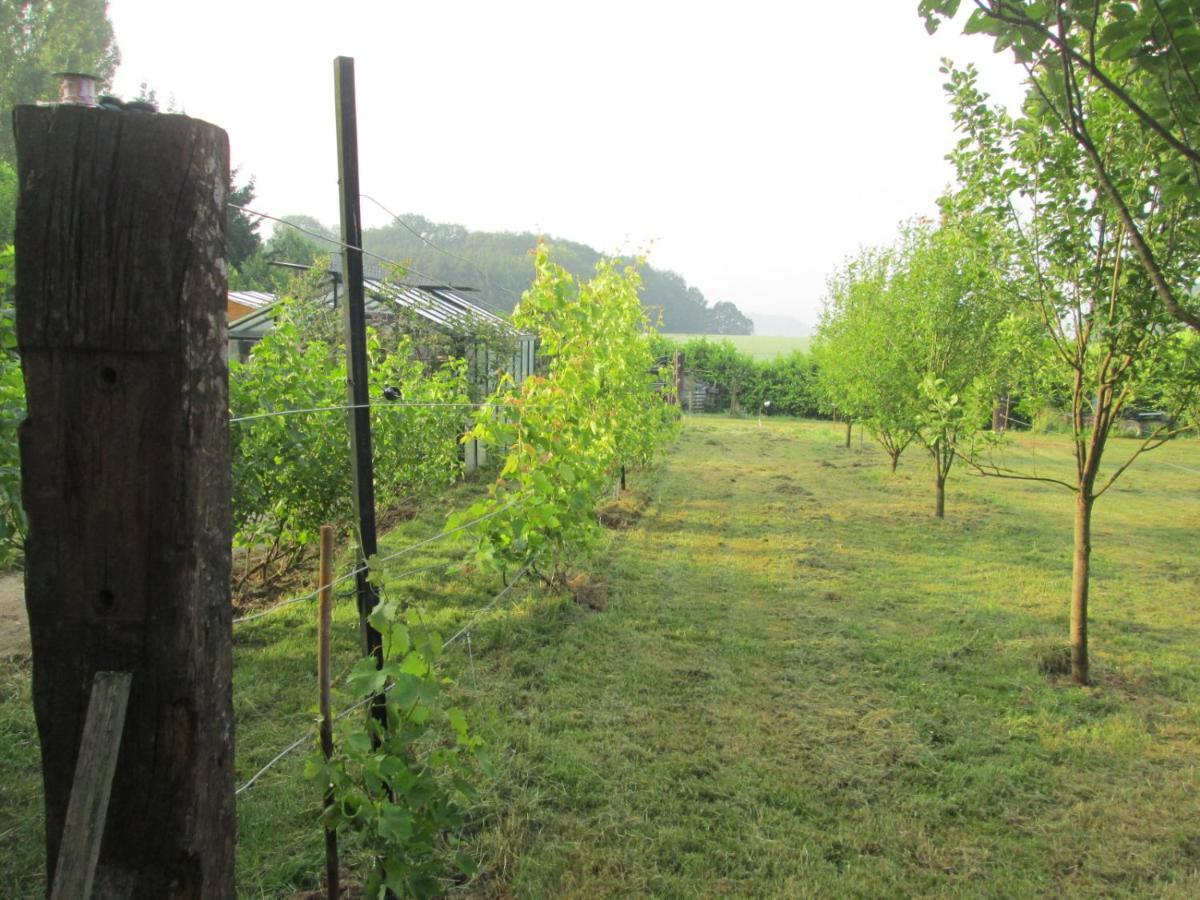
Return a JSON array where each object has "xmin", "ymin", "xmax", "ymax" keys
[
  {"xmin": 229, "ymin": 284, "xmax": 471, "ymax": 592},
  {"xmin": 453, "ymin": 243, "xmax": 680, "ymax": 581}
]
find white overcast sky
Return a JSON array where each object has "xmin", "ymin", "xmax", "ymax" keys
[{"xmin": 107, "ymin": 0, "xmax": 1026, "ymax": 326}]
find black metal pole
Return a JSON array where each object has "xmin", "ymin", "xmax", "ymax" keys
[{"xmin": 334, "ymin": 56, "xmax": 385, "ymax": 730}]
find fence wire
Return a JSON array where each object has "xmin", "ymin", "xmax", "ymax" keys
[
  {"xmin": 234, "ymin": 556, "xmax": 538, "ymax": 796},
  {"xmin": 230, "ymin": 400, "xmax": 484, "ymax": 425},
  {"xmin": 232, "ymin": 496, "xmax": 522, "ymax": 627}
]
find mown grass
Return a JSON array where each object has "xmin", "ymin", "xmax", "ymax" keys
[
  {"xmin": 450, "ymin": 417, "xmax": 1200, "ymax": 897},
  {"xmin": 3, "ymin": 417, "xmax": 1199, "ymax": 897}
]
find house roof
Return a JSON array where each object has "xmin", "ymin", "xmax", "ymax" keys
[
  {"xmin": 364, "ymin": 280, "xmax": 517, "ymax": 335},
  {"xmin": 326, "ymin": 253, "xmax": 517, "ymax": 336},
  {"xmin": 228, "ymin": 290, "xmax": 275, "ymax": 311}
]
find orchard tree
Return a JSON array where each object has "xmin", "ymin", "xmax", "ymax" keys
[
  {"xmin": 921, "ymin": 0, "xmax": 1200, "ymax": 331},
  {"xmin": 815, "ymin": 245, "xmax": 918, "ymax": 470},
  {"xmin": 890, "ymin": 220, "xmax": 1007, "ymax": 518},
  {"xmin": 945, "ymin": 62, "xmax": 1200, "ymax": 684},
  {"xmin": 816, "ymin": 220, "xmax": 1005, "ymax": 512}
]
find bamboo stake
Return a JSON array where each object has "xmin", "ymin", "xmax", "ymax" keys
[{"xmin": 317, "ymin": 525, "xmax": 338, "ymax": 899}]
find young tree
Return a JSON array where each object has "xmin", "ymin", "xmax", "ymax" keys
[
  {"xmin": 921, "ymin": 0, "xmax": 1200, "ymax": 331},
  {"xmin": 815, "ymin": 245, "xmax": 919, "ymax": 471},
  {"xmin": 892, "ymin": 221, "xmax": 1007, "ymax": 517},
  {"xmin": 945, "ymin": 63, "xmax": 1200, "ymax": 684},
  {"xmin": 816, "ymin": 221, "xmax": 1005, "ymax": 512}
]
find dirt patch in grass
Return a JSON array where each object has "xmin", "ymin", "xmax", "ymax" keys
[
  {"xmin": 596, "ymin": 490, "xmax": 648, "ymax": 529},
  {"xmin": 567, "ymin": 571, "xmax": 609, "ymax": 611}
]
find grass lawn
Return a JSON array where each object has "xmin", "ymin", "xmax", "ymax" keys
[
  {"xmin": 3, "ymin": 417, "xmax": 1199, "ymax": 896},
  {"xmin": 662, "ymin": 334, "xmax": 811, "ymax": 360}
]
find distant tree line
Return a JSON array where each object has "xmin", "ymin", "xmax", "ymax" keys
[{"xmin": 229, "ymin": 202, "xmax": 754, "ymax": 335}]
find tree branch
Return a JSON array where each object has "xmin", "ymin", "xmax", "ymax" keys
[{"xmin": 957, "ymin": 447, "xmax": 1078, "ymax": 491}]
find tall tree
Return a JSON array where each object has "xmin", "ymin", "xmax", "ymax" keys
[
  {"xmin": 708, "ymin": 300, "xmax": 754, "ymax": 335},
  {"xmin": 227, "ymin": 171, "xmax": 262, "ymax": 272},
  {"xmin": 0, "ymin": 1, "xmax": 120, "ymax": 164},
  {"xmin": 920, "ymin": 0, "xmax": 1200, "ymax": 331},
  {"xmin": 945, "ymin": 62, "xmax": 1200, "ymax": 684}
]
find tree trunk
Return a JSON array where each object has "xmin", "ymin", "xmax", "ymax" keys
[
  {"xmin": 890, "ymin": 452, "xmax": 899, "ymax": 473},
  {"xmin": 620, "ymin": 465, "xmax": 626, "ymax": 491},
  {"xmin": 935, "ymin": 471, "xmax": 946, "ymax": 518},
  {"xmin": 1071, "ymin": 491, "xmax": 1093, "ymax": 685},
  {"xmin": 844, "ymin": 419, "xmax": 852, "ymax": 449}
]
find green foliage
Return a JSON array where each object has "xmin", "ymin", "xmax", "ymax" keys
[
  {"xmin": 667, "ymin": 336, "xmax": 822, "ymax": 417},
  {"xmin": 943, "ymin": 60, "xmax": 1199, "ymax": 479},
  {"xmin": 814, "ymin": 218, "xmax": 1006, "ymax": 488},
  {"xmin": 0, "ymin": 162, "xmax": 15, "ymax": 246},
  {"xmin": 456, "ymin": 245, "xmax": 679, "ymax": 577},
  {"xmin": 308, "ymin": 591, "xmax": 486, "ymax": 898},
  {"xmin": 230, "ymin": 297, "xmax": 469, "ymax": 585},
  {"xmin": 0, "ymin": 243, "xmax": 23, "ymax": 567},
  {"xmin": 228, "ymin": 171, "xmax": 263, "ymax": 273},
  {"xmin": 920, "ymin": 0, "xmax": 1200, "ymax": 329},
  {"xmin": 0, "ymin": 0, "xmax": 120, "ymax": 164},
  {"xmin": 230, "ymin": 221, "xmax": 333, "ymax": 294}
]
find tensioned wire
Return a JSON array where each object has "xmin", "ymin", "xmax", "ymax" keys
[
  {"xmin": 232, "ymin": 495, "xmax": 522, "ymax": 626},
  {"xmin": 234, "ymin": 555, "xmax": 539, "ymax": 795},
  {"xmin": 359, "ymin": 191, "xmax": 523, "ymax": 306}
]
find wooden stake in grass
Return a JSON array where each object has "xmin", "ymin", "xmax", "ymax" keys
[{"xmin": 317, "ymin": 525, "xmax": 339, "ymax": 899}]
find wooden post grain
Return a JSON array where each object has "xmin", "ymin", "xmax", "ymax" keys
[
  {"xmin": 317, "ymin": 525, "xmax": 339, "ymax": 899},
  {"xmin": 14, "ymin": 104, "xmax": 235, "ymax": 897},
  {"xmin": 49, "ymin": 672, "xmax": 132, "ymax": 900}
]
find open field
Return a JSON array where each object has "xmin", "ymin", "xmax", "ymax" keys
[
  {"xmin": 3, "ymin": 417, "xmax": 1200, "ymax": 896},
  {"xmin": 662, "ymin": 334, "xmax": 811, "ymax": 360}
]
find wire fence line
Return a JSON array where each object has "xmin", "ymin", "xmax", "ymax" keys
[
  {"xmin": 1159, "ymin": 459, "xmax": 1200, "ymax": 477},
  {"xmin": 232, "ymin": 495, "xmax": 522, "ymax": 627},
  {"xmin": 233, "ymin": 558, "xmax": 453, "ymax": 626},
  {"xmin": 234, "ymin": 556, "xmax": 539, "ymax": 796},
  {"xmin": 230, "ymin": 399, "xmax": 486, "ymax": 425}
]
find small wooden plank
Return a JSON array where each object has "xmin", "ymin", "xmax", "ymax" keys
[{"xmin": 50, "ymin": 671, "xmax": 133, "ymax": 900}]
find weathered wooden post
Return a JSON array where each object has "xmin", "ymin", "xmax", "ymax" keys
[
  {"xmin": 15, "ymin": 103, "xmax": 235, "ymax": 896},
  {"xmin": 991, "ymin": 392, "xmax": 1012, "ymax": 432}
]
